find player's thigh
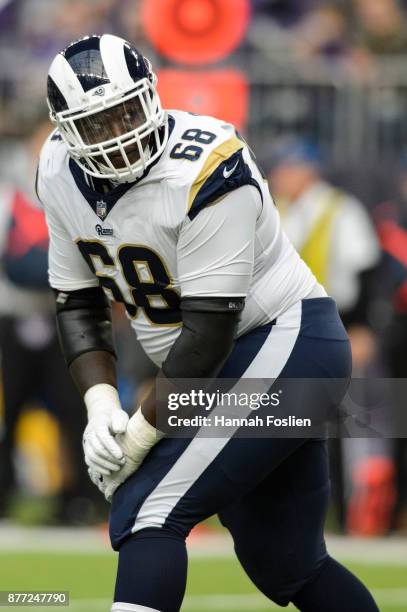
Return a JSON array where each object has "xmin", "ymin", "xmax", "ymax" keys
[
  {"xmin": 219, "ymin": 439, "xmax": 330, "ymax": 604},
  {"xmin": 110, "ymin": 433, "xmax": 308, "ymax": 550}
]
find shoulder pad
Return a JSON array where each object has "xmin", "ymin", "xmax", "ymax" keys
[
  {"xmin": 37, "ymin": 130, "xmax": 69, "ymax": 205},
  {"xmin": 38, "ymin": 130, "xmax": 69, "ymax": 181}
]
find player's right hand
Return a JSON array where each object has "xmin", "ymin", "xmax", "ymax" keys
[{"xmin": 82, "ymin": 384, "xmax": 129, "ymax": 476}]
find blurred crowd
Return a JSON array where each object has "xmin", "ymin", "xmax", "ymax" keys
[
  {"xmin": 251, "ymin": 0, "xmax": 407, "ymax": 66},
  {"xmin": 0, "ymin": 0, "xmax": 407, "ymax": 535},
  {"xmin": 4, "ymin": 0, "xmax": 407, "ymax": 134}
]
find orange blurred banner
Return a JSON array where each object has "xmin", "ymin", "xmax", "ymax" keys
[
  {"xmin": 157, "ymin": 69, "xmax": 249, "ymax": 129},
  {"xmin": 141, "ymin": 0, "xmax": 250, "ymax": 65}
]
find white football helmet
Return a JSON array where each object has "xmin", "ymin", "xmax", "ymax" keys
[{"xmin": 47, "ymin": 34, "xmax": 168, "ymax": 183}]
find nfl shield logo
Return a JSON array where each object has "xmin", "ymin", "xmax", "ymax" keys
[{"xmin": 96, "ymin": 200, "xmax": 107, "ymax": 220}]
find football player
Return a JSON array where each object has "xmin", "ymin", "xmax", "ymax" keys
[{"xmin": 38, "ymin": 34, "xmax": 379, "ymax": 612}]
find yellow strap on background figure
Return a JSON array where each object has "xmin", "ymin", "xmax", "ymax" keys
[
  {"xmin": 17, "ymin": 407, "xmax": 62, "ymax": 494},
  {"xmin": 299, "ymin": 189, "xmax": 343, "ymax": 290}
]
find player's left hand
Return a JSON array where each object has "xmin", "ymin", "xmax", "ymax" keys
[{"xmin": 88, "ymin": 407, "xmax": 165, "ymax": 501}]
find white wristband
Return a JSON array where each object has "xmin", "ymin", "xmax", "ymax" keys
[
  {"xmin": 84, "ymin": 383, "xmax": 122, "ymax": 420},
  {"xmin": 121, "ymin": 408, "xmax": 165, "ymax": 456}
]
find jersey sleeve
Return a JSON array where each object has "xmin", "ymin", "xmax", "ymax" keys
[
  {"xmin": 177, "ymin": 185, "xmax": 260, "ymax": 298},
  {"xmin": 45, "ymin": 205, "xmax": 99, "ymax": 291},
  {"xmin": 37, "ymin": 168, "xmax": 99, "ymax": 292}
]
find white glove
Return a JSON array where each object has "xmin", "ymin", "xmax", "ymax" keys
[
  {"xmin": 83, "ymin": 384, "xmax": 129, "ymax": 476},
  {"xmin": 89, "ymin": 408, "xmax": 165, "ymax": 501},
  {"xmin": 88, "ymin": 456, "xmax": 139, "ymax": 502}
]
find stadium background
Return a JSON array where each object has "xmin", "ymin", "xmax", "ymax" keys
[{"xmin": 0, "ymin": 0, "xmax": 406, "ymax": 610}]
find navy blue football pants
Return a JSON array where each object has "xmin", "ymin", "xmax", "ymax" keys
[{"xmin": 110, "ymin": 298, "xmax": 379, "ymax": 611}]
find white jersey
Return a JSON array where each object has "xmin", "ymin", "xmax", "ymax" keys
[{"xmin": 38, "ymin": 110, "xmax": 318, "ymax": 366}]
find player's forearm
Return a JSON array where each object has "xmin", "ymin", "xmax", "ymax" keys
[
  {"xmin": 138, "ymin": 371, "xmax": 178, "ymax": 428},
  {"xmin": 54, "ymin": 287, "xmax": 117, "ymax": 397},
  {"xmin": 138, "ymin": 306, "xmax": 242, "ymax": 428},
  {"xmin": 69, "ymin": 350, "xmax": 117, "ymax": 397},
  {"xmin": 162, "ymin": 301, "xmax": 243, "ymax": 379},
  {"xmin": 140, "ymin": 301, "xmax": 243, "ymax": 429}
]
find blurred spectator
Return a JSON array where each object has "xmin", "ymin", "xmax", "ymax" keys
[
  {"xmin": 112, "ymin": 0, "xmax": 147, "ymax": 49},
  {"xmin": 0, "ymin": 119, "xmax": 104, "ymax": 524},
  {"xmin": 19, "ymin": 0, "xmax": 116, "ymax": 56},
  {"xmin": 268, "ymin": 137, "xmax": 380, "ymax": 327},
  {"xmin": 252, "ymin": 0, "xmax": 315, "ymax": 28},
  {"xmin": 0, "ymin": 0, "xmax": 119, "ymax": 134},
  {"xmin": 294, "ymin": 3, "xmax": 350, "ymax": 62},
  {"xmin": 268, "ymin": 137, "xmax": 397, "ymax": 535},
  {"xmin": 352, "ymin": 0, "xmax": 407, "ymax": 55},
  {"xmin": 349, "ymin": 0, "xmax": 407, "ymax": 80},
  {"xmin": 374, "ymin": 157, "xmax": 407, "ymax": 529}
]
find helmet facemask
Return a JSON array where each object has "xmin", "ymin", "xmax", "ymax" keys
[{"xmin": 49, "ymin": 76, "xmax": 168, "ymax": 183}]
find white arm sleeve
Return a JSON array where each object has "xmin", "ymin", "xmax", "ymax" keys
[{"xmin": 177, "ymin": 185, "xmax": 260, "ymax": 298}]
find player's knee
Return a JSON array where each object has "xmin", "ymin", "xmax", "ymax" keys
[
  {"xmin": 132, "ymin": 518, "xmax": 189, "ymax": 541},
  {"xmin": 240, "ymin": 567, "xmax": 322, "ymax": 607},
  {"xmin": 133, "ymin": 515, "xmax": 167, "ymax": 532},
  {"xmin": 130, "ymin": 525, "xmax": 185, "ymax": 544},
  {"xmin": 132, "ymin": 508, "xmax": 196, "ymax": 541},
  {"xmin": 235, "ymin": 543, "xmax": 328, "ymax": 607},
  {"xmin": 111, "ymin": 511, "xmax": 192, "ymax": 551}
]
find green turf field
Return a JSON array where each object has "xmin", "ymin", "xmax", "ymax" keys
[{"xmin": 0, "ymin": 551, "xmax": 406, "ymax": 611}]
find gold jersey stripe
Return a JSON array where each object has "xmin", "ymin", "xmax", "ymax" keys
[{"xmin": 188, "ymin": 136, "xmax": 244, "ymax": 211}]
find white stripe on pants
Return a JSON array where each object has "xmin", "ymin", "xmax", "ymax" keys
[{"xmin": 111, "ymin": 602, "xmax": 160, "ymax": 611}]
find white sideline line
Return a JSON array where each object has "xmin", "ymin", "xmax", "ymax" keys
[
  {"xmin": 0, "ymin": 525, "xmax": 406, "ymax": 565},
  {"xmin": 61, "ymin": 588, "xmax": 407, "ymax": 611}
]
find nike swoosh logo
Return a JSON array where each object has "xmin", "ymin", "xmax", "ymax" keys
[{"xmin": 223, "ymin": 160, "xmax": 239, "ymax": 179}]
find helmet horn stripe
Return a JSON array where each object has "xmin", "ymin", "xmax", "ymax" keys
[
  {"xmin": 47, "ymin": 76, "xmax": 68, "ymax": 112},
  {"xmin": 48, "ymin": 54, "xmax": 85, "ymax": 108},
  {"xmin": 99, "ymin": 34, "xmax": 135, "ymax": 91}
]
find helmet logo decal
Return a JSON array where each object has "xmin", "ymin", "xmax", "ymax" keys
[{"xmin": 92, "ymin": 86, "xmax": 105, "ymax": 97}]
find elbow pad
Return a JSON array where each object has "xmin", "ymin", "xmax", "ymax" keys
[
  {"xmin": 54, "ymin": 287, "xmax": 116, "ymax": 366},
  {"xmin": 162, "ymin": 297, "xmax": 244, "ymax": 379}
]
